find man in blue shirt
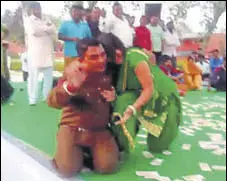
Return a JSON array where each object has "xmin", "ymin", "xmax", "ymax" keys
[
  {"xmin": 58, "ymin": 5, "xmax": 92, "ymax": 67},
  {"xmin": 209, "ymin": 49, "xmax": 223, "ymax": 73}
]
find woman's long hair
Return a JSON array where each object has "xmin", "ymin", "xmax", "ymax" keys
[{"xmin": 97, "ymin": 33, "xmax": 126, "ymax": 87}]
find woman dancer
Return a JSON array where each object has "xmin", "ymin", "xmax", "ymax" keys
[{"xmin": 98, "ymin": 33, "xmax": 182, "ymax": 153}]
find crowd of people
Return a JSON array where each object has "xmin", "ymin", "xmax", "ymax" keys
[{"xmin": 1, "ymin": 1, "xmax": 226, "ymax": 178}]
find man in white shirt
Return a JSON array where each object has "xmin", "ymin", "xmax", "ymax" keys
[
  {"xmin": 163, "ymin": 21, "xmax": 180, "ymax": 68},
  {"xmin": 147, "ymin": 16, "xmax": 165, "ymax": 65},
  {"xmin": 103, "ymin": 2, "xmax": 134, "ymax": 48},
  {"xmin": 99, "ymin": 8, "xmax": 106, "ymax": 32},
  {"xmin": 26, "ymin": 2, "xmax": 56, "ymax": 105}
]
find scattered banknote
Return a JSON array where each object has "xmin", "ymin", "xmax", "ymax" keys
[
  {"xmin": 198, "ymin": 141, "xmax": 221, "ymax": 150},
  {"xmin": 136, "ymin": 171, "xmax": 159, "ymax": 178},
  {"xmin": 150, "ymin": 158, "xmax": 164, "ymax": 166},
  {"xmin": 137, "ymin": 141, "xmax": 146, "ymax": 145},
  {"xmin": 183, "ymin": 174, "xmax": 205, "ymax": 181},
  {"xmin": 136, "ymin": 171, "xmax": 171, "ymax": 181},
  {"xmin": 162, "ymin": 150, "xmax": 172, "ymax": 156},
  {"xmin": 199, "ymin": 162, "xmax": 212, "ymax": 172},
  {"xmin": 212, "ymin": 149, "xmax": 226, "ymax": 155},
  {"xmin": 182, "ymin": 144, "xmax": 192, "ymax": 151},
  {"xmin": 212, "ymin": 165, "xmax": 226, "ymax": 171},
  {"xmin": 142, "ymin": 151, "xmax": 154, "ymax": 158}
]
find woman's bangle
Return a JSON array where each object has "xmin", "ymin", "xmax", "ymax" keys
[
  {"xmin": 63, "ymin": 81, "xmax": 78, "ymax": 96},
  {"xmin": 128, "ymin": 105, "xmax": 137, "ymax": 116}
]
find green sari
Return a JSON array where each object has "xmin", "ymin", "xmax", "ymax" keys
[{"xmin": 111, "ymin": 48, "xmax": 182, "ymax": 153}]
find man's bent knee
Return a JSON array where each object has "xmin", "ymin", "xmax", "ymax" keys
[
  {"xmin": 94, "ymin": 159, "xmax": 119, "ymax": 174},
  {"xmin": 53, "ymin": 159, "xmax": 82, "ymax": 178}
]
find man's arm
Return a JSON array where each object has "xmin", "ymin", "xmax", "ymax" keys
[
  {"xmin": 163, "ymin": 32, "xmax": 172, "ymax": 46},
  {"xmin": 58, "ymin": 33, "xmax": 79, "ymax": 42},
  {"xmin": 175, "ymin": 33, "xmax": 181, "ymax": 47},
  {"xmin": 58, "ymin": 21, "xmax": 79, "ymax": 42},
  {"xmin": 47, "ymin": 78, "xmax": 79, "ymax": 109},
  {"xmin": 29, "ymin": 18, "xmax": 55, "ymax": 37},
  {"xmin": 160, "ymin": 28, "xmax": 165, "ymax": 51},
  {"xmin": 147, "ymin": 31, "xmax": 152, "ymax": 51}
]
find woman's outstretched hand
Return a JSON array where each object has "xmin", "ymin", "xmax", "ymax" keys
[
  {"xmin": 115, "ymin": 107, "xmax": 133, "ymax": 125},
  {"xmin": 100, "ymin": 87, "xmax": 116, "ymax": 102}
]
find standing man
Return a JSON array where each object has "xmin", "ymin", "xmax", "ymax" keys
[
  {"xmin": 58, "ymin": 5, "xmax": 92, "ymax": 68},
  {"xmin": 147, "ymin": 16, "xmax": 164, "ymax": 65},
  {"xmin": 163, "ymin": 21, "xmax": 180, "ymax": 68},
  {"xmin": 103, "ymin": 2, "xmax": 134, "ymax": 48},
  {"xmin": 87, "ymin": 7, "xmax": 102, "ymax": 38},
  {"xmin": 134, "ymin": 15, "xmax": 152, "ymax": 51},
  {"xmin": 26, "ymin": 2, "xmax": 56, "ymax": 105}
]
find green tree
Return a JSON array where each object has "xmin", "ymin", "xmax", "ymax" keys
[
  {"xmin": 169, "ymin": 1, "xmax": 226, "ymax": 34},
  {"xmin": 200, "ymin": 1, "xmax": 226, "ymax": 34},
  {"xmin": 63, "ymin": 1, "xmax": 98, "ymax": 12},
  {"xmin": 169, "ymin": 1, "xmax": 199, "ymax": 23}
]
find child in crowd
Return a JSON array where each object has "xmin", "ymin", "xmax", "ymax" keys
[{"xmin": 159, "ymin": 55, "xmax": 187, "ymax": 96}]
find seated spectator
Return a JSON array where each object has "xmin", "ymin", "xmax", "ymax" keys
[
  {"xmin": 196, "ymin": 54, "xmax": 210, "ymax": 80},
  {"xmin": 209, "ymin": 49, "xmax": 223, "ymax": 74},
  {"xmin": 183, "ymin": 56, "xmax": 202, "ymax": 90},
  {"xmin": 134, "ymin": 15, "xmax": 152, "ymax": 51},
  {"xmin": 210, "ymin": 57, "xmax": 226, "ymax": 91},
  {"xmin": 160, "ymin": 55, "xmax": 187, "ymax": 96}
]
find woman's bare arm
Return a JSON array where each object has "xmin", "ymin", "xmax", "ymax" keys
[{"xmin": 133, "ymin": 61, "xmax": 154, "ymax": 110}]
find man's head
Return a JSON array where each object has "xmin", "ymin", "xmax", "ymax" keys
[
  {"xmin": 84, "ymin": 8, "xmax": 92, "ymax": 21},
  {"xmin": 29, "ymin": 2, "xmax": 42, "ymax": 19},
  {"xmin": 91, "ymin": 7, "xmax": 101, "ymax": 21},
  {"xmin": 150, "ymin": 16, "xmax": 159, "ymax": 26},
  {"xmin": 166, "ymin": 21, "xmax": 175, "ymax": 32},
  {"xmin": 212, "ymin": 49, "xmax": 219, "ymax": 58},
  {"xmin": 113, "ymin": 2, "xmax": 123, "ymax": 18},
  {"xmin": 140, "ymin": 15, "xmax": 148, "ymax": 26},
  {"xmin": 77, "ymin": 38, "xmax": 107, "ymax": 73},
  {"xmin": 162, "ymin": 55, "xmax": 172, "ymax": 66},
  {"xmin": 70, "ymin": 5, "xmax": 83, "ymax": 22}
]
